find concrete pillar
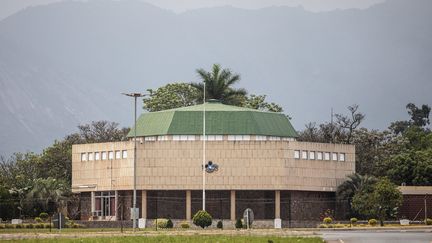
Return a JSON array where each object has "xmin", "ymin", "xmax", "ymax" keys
[
  {"xmin": 230, "ymin": 190, "xmax": 236, "ymax": 221},
  {"xmin": 91, "ymin": 191, "xmax": 95, "ymax": 214},
  {"xmin": 115, "ymin": 191, "xmax": 118, "ymax": 220},
  {"xmin": 274, "ymin": 190, "xmax": 281, "ymax": 228},
  {"xmin": 141, "ymin": 190, "xmax": 147, "ymax": 219},
  {"xmin": 275, "ymin": 190, "xmax": 281, "ymax": 219},
  {"xmin": 186, "ymin": 190, "xmax": 192, "ymax": 220}
]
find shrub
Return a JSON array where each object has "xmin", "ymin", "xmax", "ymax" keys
[
  {"xmin": 39, "ymin": 212, "xmax": 49, "ymax": 221},
  {"xmin": 166, "ymin": 218, "xmax": 173, "ymax": 228},
  {"xmin": 425, "ymin": 218, "xmax": 432, "ymax": 225},
  {"xmin": 180, "ymin": 221, "xmax": 190, "ymax": 229},
  {"xmin": 15, "ymin": 224, "xmax": 23, "ymax": 229},
  {"xmin": 235, "ymin": 218, "xmax": 243, "ymax": 229},
  {"xmin": 323, "ymin": 217, "xmax": 332, "ymax": 224},
  {"xmin": 0, "ymin": 224, "xmax": 5, "ymax": 229},
  {"xmin": 5, "ymin": 224, "xmax": 14, "ymax": 229},
  {"xmin": 368, "ymin": 219, "xmax": 378, "ymax": 226},
  {"xmin": 34, "ymin": 217, "xmax": 43, "ymax": 223},
  {"xmin": 153, "ymin": 218, "xmax": 168, "ymax": 228},
  {"xmin": 192, "ymin": 210, "xmax": 212, "ymax": 229},
  {"xmin": 318, "ymin": 224, "xmax": 328, "ymax": 228},
  {"xmin": 350, "ymin": 218, "xmax": 358, "ymax": 225},
  {"xmin": 34, "ymin": 223, "xmax": 44, "ymax": 229},
  {"xmin": 217, "ymin": 220, "xmax": 223, "ymax": 229},
  {"xmin": 334, "ymin": 223, "xmax": 344, "ymax": 228},
  {"xmin": 44, "ymin": 223, "xmax": 53, "ymax": 228},
  {"xmin": 25, "ymin": 224, "xmax": 34, "ymax": 229}
]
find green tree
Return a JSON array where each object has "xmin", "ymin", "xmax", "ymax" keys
[
  {"xmin": 336, "ymin": 174, "xmax": 377, "ymax": 201},
  {"xmin": 242, "ymin": 94, "xmax": 283, "ymax": 112},
  {"xmin": 143, "ymin": 83, "xmax": 200, "ymax": 112},
  {"xmin": 26, "ymin": 177, "xmax": 70, "ymax": 214},
  {"xmin": 389, "ymin": 103, "xmax": 431, "ymax": 134},
  {"xmin": 352, "ymin": 178, "xmax": 402, "ymax": 226},
  {"xmin": 191, "ymin": 64, "xmax": 247, "ymax": 105}
]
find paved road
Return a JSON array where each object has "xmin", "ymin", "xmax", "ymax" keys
[{"xmin": 322, "ymin": 230, "xmax": 432, "ymax": 243}]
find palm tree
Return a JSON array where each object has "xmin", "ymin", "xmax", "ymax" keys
[
  {"xmin": 27, "ymin": 177, "xmax": 70, "ymax": 213},
  {"xmin": 336, "ymin": 173, "xmax": 377, "ymax": 201},
  {"xmin": 191, "ymin": 64, "xmax": 247, "ymax": 105}
]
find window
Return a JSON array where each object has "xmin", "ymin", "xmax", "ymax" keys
[
  {"xmin": 144, "ymin": 136, "xmax": 156, "ymax": 141},
  {"xmin": 81, "ymin": 153, "xmax": 87, "ymax": 161},
  {"xmin": 122, "ymin": 150, "xmax": 128, "ymax": 159},
  {"xmin": 95, "ymin": 152, "xmax": 100, "ymax": 160},
  {"xmin": 101, "ymin": 152, "xmax": 107, "ymax": 160},
  {"xmin": 269, "ymin": 136, "xmax": 281, "ymax": 141},
  {"xmin": 228, "ymin": 135, "xmax": 250, "ymax": 141},
  {"xmin": 332, "ymin": 153, "xmax": 338, "ymax": 161},
  {"xmin": 339, "ymin": 153, "xmax": 346, "ymax": 162},
  {"xmin": 301, "ymin": 150, "xmax": 308, "ymax": 159},
  {"xmin": 173, "ymin": 135, "xmax": 196, "ymax": 141},
  {"xmin": 88, "ymin": 152, "xmax": 94, "ymax": 161},
  {"xmin": 309, "ymin": 151, "xmax": 315, "ymax": 160},
  {"xmin": 93, "ymin": 191, "xmax": 116, "ymax": 217},
  {"xmin": 282, "ymin": 137, "xmax": 294, "ymax": 141},
  {"xmin": 200, "ymin": 135, "xmax": 223, "ymax": 141},
  {"xmin": 294, "ymin": 150, "xmax": 300, "ymax": 159},
  {"xmin": 324, "ymin": 152, "xmax": 330, "ymax": 161},
  {"xmin": 317, "ymin": 152, "xmax": 323, "ymax": 160},
  {"xmin": 115, "ymin": 150, "xmax": 121, "ymax": 159},
  {"xmin": 158, "ymin": 136, "xmax": 169, "ymax": 141},
  {"xmin": 108, "ymin": 151, "xmax": 114, "ymax": 160},
  {"xmin": 255, "ymin": 135, "xmax": 267, "ymax": 141}
]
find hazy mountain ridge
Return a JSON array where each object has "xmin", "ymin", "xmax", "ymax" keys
[{"xmin": 0, "ymin": 0, "xmax": 431, "ymax": 156}]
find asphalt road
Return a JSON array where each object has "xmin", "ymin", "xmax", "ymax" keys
[{"xmin": 322, "ymin": 230, "xmax": 432, "ymax": 243}]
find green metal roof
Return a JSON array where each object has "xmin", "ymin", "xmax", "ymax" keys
[{"xmin": 127, "ymin": 100, "xmax": 298, "ymax": 137}]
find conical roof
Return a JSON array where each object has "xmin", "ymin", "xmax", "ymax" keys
[{"xmin": 127, "ymin": 100, "xmax": 298, "ymax": 137}]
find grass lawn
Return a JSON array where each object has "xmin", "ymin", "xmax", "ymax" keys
[{"xmin": 8, "ymin": 235, "xmax": 323, "ymax": 243}]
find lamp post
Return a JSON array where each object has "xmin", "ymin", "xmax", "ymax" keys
[{"xmin": 122, "ymin": 92, "xmax": 146, "ymax": 231}]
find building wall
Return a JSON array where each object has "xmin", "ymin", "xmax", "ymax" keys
[{"xmin": 72, "ymin": 138, "xmax": 355, "ymax": 192}]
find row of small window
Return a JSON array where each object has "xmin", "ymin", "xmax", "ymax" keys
[
  {"xmin": 81, "ymin": 150, "xmax": 128, "ymax": 162},
  {"xmin": 140, "ymin": 135, "xmax": 294, "ymax": 142},
  {"xmin": 294, "ymin": 150, "xmax": 346, "ymax": 161}
]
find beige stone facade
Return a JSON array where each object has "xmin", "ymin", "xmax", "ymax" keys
[{"xmin": 72, "ymin": 137, "xmax": 354, "ymax": 193}]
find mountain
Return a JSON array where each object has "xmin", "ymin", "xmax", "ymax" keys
[{"xmin": 0, "ymin": 0, "xmax": 431, "ymax": 156}]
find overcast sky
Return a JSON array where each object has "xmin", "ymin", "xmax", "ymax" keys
[{"xmin": 0, "ymin": 0, "xmax": 385, "ymax": 20}]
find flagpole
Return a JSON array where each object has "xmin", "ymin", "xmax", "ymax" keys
[{"xmin": 202, "ymin": 81, "xmax": 206, "ymax": 211}]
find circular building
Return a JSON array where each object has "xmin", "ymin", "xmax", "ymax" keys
[{"xmin": 72, "ymin": 100, "xmax": 354, "ymax": 227}]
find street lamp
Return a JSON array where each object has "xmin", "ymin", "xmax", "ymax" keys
[{"xmin": 122, "ymin": 92, "xmax": 146, "ymax": 231}]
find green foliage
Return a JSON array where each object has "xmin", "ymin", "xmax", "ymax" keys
[
  {"xmin": 323, "ymin": 217, "xmax": 332, "ymax": 224},
  {"xmin": 242, "ymin": 94, "xmax": 283, "ymax": 112},
  {"xmin": 166, "ymin": 218, "xmax": 173, "ymax": 228},
  {"xmin": 235, "ymin": 218, "xmax": 243, "ymax": 229},
  {"xmin": 368, "ymin": 219, "xmax": 377, "ymax": 226},
  {"xmin": 336, "ymin": 173, "xmax": 377, "ymax": 200},
  {"xmin": 154, "ymin": 218, "xmax": 168, "ymax": 229},
  {"xmin": 192, "ymin": 64, "xmax": 246, "ymax": 106},
  {"xmin": 34, "ymin": 217, "xmax": 43, "ymax": 223},
  {"xmin": 25, "ymin": 223, "xmax": 34, "ymax": 229},
  {"xmin": 15, "ymin": 224, "xmax": 23, "ymax": 228},
  {"xmin": 143, "ymin": 83, "xmax": 200, "ymax": 112},
  {"xmin": 0, "ymin": 224, "xmax": 5, "ymax": 229},
  {"xmin": 352, "ymin": 178, "xmax": 402, "ymax": 225},
  {"xmin": 39, "ymin": 212, "xmax": 49, "ymax": 221},
  {"xmin": 192, "ymin": 210, "xmax": 212, "ymax": 229},
  {"xmin": 425, "ymin": 218, "xmax": 432, "ymax": 225},
  {"xmin": 180, "ymin": 221, "xmax": 190, "ymax": 229},
  {"xmin": 216, "ymin": 220, "xmax": 223, "ymax": 229},
  {"xmin": 317, "ymin": 224, "xmax": 328, "ymax": 228},
  {"xmin": 350, "ymin": 218, "xmax": 358, "ymax": 224}
]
